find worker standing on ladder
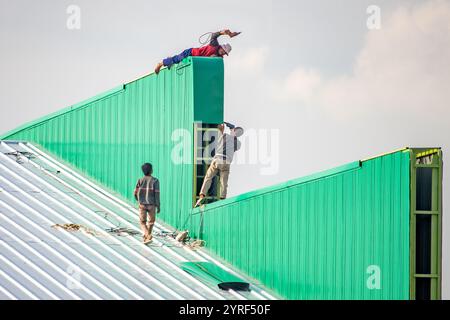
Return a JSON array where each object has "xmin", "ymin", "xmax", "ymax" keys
[
  {"xmin": 195, "ymin": 122, "xmax": 244, "ymax": 207},
  {"xmin": 154, "ymin": 29, "xmax": 241, "ymax": 74},
  {"xmin": 134, "ymin": 163, "xmax": 160, "ymax": 244}
]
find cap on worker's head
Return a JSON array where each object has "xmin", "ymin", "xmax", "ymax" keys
[
  {"xmin": 221, "ymin": 43, "xmax": 232, "ymax": 55},
  {"xmin": 233, "ymin": 127, "xmax": 244, "ymax": 137},
  {"xmin": 142, "ymin": 163, "xmax": 153, "ymax": 176}
]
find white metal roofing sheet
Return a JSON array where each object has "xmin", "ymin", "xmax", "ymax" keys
[{"xmin": 0, "ymin": 141, "xmax": 275, "ymax": 300}]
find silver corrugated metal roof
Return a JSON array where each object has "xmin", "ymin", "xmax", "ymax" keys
[{"xmin": 0, "ymin": 141, "xmax": 276, "ymax": 300}]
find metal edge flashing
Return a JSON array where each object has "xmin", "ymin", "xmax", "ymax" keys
[
  {"xmin": 192, "ymin": 161, "xmax": 362, "ymax": 214},
  {"xmin": 360, "ymin": 147, "xmax": 410, "ymax": 162},
  {"xmin": 124, "ymin": 58, "xmax": 193, "ymax": 86}
]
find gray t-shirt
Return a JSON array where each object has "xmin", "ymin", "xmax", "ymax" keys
[
  {"xmin": 134, "ymin": 176, "xmax": 160, "ymax": 207},
  {"xmin": 214, "ymin": 133, "xmax": 240, "ymax": 163}
]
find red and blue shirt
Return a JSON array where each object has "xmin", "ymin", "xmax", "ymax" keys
[{"xmin": 191, "ymin": 32, "xmax": 223, "ymax": 57}]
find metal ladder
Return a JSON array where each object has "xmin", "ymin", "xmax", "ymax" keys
[{"xmin": 193, "ymin": 123, "xmax": 221, "ymax": 207}]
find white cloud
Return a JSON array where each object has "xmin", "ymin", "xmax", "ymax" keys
[
  {"xmin": 279, "ymin": 68, "xmax": 322, "ymax": 103},
  {"xmin": 277, "ymin": 0, "xmax": 450, "ymax": 122}
]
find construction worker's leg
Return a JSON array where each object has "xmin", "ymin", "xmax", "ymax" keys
[
  {"xmin": 199, "ymin": 160, "xmax": 219, "ymax": 197},
  {"xmin": 163, "ymin": 48, "xmax": 193, "ymax": 67},
  {"xmin": 146, "ymin": 205, "xmax": 156, "ymax": 240},
  {"xmin": 218, "ymin": 163, "xmax": 231, "ymax": 199},
  {"xmin": 157, "ymin": 48, "xmax": 193, "ymax": 74},
  {"xmin": 139, "ymin": 205, "xmax": 149, "ymax": 239}
]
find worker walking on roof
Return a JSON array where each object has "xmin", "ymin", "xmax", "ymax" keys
[
  {"xmin": 195, "ymin": 122, "xmax": 244, "ymax": 207},
  {"xmin": 154, "ymin": 29, "xmax": 241, "ymax": 74},
  {"xmin": 134, "ymin": 163, "xmax": 160, "ymax": 244}
]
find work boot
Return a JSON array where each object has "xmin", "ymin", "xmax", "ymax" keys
[{"xmin": 154, "ymin": 62, "xmax": 163, "ymax": 75}]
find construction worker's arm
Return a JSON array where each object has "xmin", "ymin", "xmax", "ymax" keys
[
  {"xmin": 224, "ymin": 121, "xmax": 236, "ymax": 129},
  {"xmin": 210, "ymin": 29, "xmax": 241, "ymax": 46},
  {"xmin": 133, "ymin": 179, "xmax": 140, "ymax": 201},
  {"xmin": 154, "ymin": 179, "xmax": 161, "ymax": 213}
]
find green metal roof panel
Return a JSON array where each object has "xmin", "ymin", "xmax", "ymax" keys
[
  {"xmin": 192, "ymin": 57, "xmax": 224, "ymax": 124},
  {"xmin": 189, "ymin": 150, "xmax": 411, "ymax": 299}
]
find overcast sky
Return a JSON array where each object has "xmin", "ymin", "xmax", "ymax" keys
[{"xmin": 1, "ymin": 0, "xmax": 449, "ymax": 298}]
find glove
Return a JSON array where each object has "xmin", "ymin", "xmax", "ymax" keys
[{"xmin": 224, "ymin": 121, "xmax": 235, "ymax": 129}]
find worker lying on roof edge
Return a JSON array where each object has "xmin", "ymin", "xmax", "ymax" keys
[
  {"xmin": 195, "ymin": 122, "xmax": 244, "ymax": 207},
  {"xmin": 134, "ymin": 163, "xmax": 160, "ymax": 244},
  {"xmin": 154, "ymin": 29, "xmax": 241, "ymax": 74}
]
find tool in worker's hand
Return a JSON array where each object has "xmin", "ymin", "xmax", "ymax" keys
[
  {"xmin": 199, "ymin": 32, "xmax": 213, "ymax": 45},
  {"xmin": 194, "ymin": 197, "xmax": 205, "ymax": 208}
]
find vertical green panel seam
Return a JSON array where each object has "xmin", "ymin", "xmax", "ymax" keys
[
  {"xmin": 409, "ymin": 149, "xmax": 416, "ymax": 300},
  {"xmin": 437, "ymin": 149, "xmax": 443, "ymax": 299}
]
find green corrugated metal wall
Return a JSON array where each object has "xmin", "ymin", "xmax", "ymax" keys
[
  {"xmin": 190, "ymin": 150, "xmax": 411, "ymax": 299},
  {"xmin": 1, "ymin": 57, "xmax": 224, "ymax": 229},
  {"xmin": 193, "ymin": 59, "xmax": 224, "ymax": 123}
]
